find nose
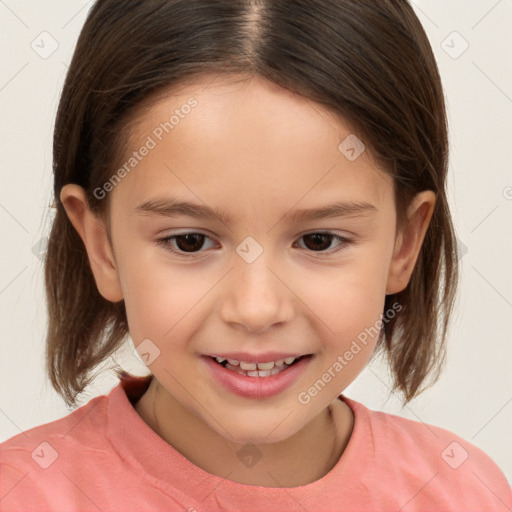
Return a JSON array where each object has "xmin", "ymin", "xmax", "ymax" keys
[{"xmin": 218, "ymin": 249, "xmax": 295, "ymax": 334}]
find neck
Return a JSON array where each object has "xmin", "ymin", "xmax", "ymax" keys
[{"xmin": 134, "ymin": 376, "xmax": 354, "ymax": 487}]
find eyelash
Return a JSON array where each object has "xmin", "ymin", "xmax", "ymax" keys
[{"xmin": 156, "ymin": 231, "xmax": 353, "ymax": 258}]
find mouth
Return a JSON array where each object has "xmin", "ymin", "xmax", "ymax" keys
[
  {"xmin": 208, "ymin": 354, "xmax": 311, "ymax": 378},
  {"xmin": 203, "ymin": 353, "xmax": 313, "ymax": 399}
]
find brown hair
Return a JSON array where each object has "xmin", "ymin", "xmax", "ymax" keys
[{"xmin": 45, "ymin": 0, "xmax": 459, "ymax": 407}]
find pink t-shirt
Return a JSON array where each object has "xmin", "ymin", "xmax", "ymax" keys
[{"xmin": 1, "ymin": 374, "xmax": 510, "ymax": 511}]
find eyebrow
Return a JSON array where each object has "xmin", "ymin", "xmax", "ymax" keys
[{"xmin": 135, "ymin": 198, "xmax": 377, "ymax": 225}]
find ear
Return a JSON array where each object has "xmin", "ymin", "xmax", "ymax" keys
[
  {"xmin": 386, "ymin": 190, "xmax": 436, "ymax": 295},
  {"xmin": 60, "ymin": 184, "xmax": 124, "ymax": 302}
]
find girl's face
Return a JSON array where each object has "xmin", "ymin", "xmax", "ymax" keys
[{"xmin": 71, "ymin": 74, "xmax": 434, "ymax": 445}]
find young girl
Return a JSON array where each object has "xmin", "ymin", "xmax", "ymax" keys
[{"xmin": 1, "ymin": 0, "xmax": 510, "ymax": 510}]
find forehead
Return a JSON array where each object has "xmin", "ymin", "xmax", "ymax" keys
[{"xmin": 112, "ymin": 74, "xmax": 393, "ymax": 218}]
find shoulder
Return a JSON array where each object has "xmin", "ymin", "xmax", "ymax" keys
[
  {"xmin": 0, "ymin": 394, "xmax": 109, "ymax": 509},
  {"xmin": 1, "ymin": 393, "xmax": 108, "ymax": 462},
  {"xmin": 343, "ymin": 396, "xmax": 512, "ymax": 510}
]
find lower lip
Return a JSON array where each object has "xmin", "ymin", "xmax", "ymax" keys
[{"xmin": 202, "ymin": 356, "xmax": 312, "ymax": 399}]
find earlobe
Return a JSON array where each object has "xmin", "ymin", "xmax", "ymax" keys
[
  {"xmin": 60, "ymin": 184, "xmax": 124, "ymax": 302},
  {"xmin": 386, "ymin": 191, "xmax": 436, "ymax": 295}
]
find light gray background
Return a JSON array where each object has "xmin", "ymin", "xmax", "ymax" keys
[{"xmin": 1, "ymin": 0, "xmax": 511, "ymax": 487}]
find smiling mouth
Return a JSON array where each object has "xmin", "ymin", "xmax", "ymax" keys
[{"xmin": 210, "ymin": 355, "xmax": 310, "ymax": 377}]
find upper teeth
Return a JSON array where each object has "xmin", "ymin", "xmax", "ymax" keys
[{"xmin": 215, "ymin": 356, "xmax": 298, "ymax": 370}]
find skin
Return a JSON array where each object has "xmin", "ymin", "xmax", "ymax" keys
[{"xmin": 61, "ymin": 74, "xmax": 435, "ymax": 487}]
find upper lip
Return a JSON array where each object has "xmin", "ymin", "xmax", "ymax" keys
[{"xmin": 205, "ymin": 352, "xmax": 311, "ymax": 363}]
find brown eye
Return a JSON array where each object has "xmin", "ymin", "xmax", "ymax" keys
[
  {"xmin": 302, "ymin": 233, "xmax": 333, "ymax": 251},
  {"xmin": 157, "ymin": 232, "xmax": 216, "ymax": 257},
  {"xmin": 295, "ymin": 232, "xmax": 351, "ymax": 254},
  {"xmin": 173, "ymin": 234, "xmax": 206, "ymax": 252}
]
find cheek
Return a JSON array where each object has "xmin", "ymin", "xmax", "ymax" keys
[
  {"xmin": 300, "ymin": 250, "xmax": 390, "ymax": 379},
  {"xmin": 118, "ymin": 246, "xmax": 209, "ymax": 344},
  {"xmin": 302, "ymin": 285, "xmax": 386, "ymax": 401},
  {"xmin": 317, "ymin": 288, "xmax": 385, "ymax": 373},
  {"xmin": 305, "ymin": 256, "xmax": 388, "ymax": 328}
]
